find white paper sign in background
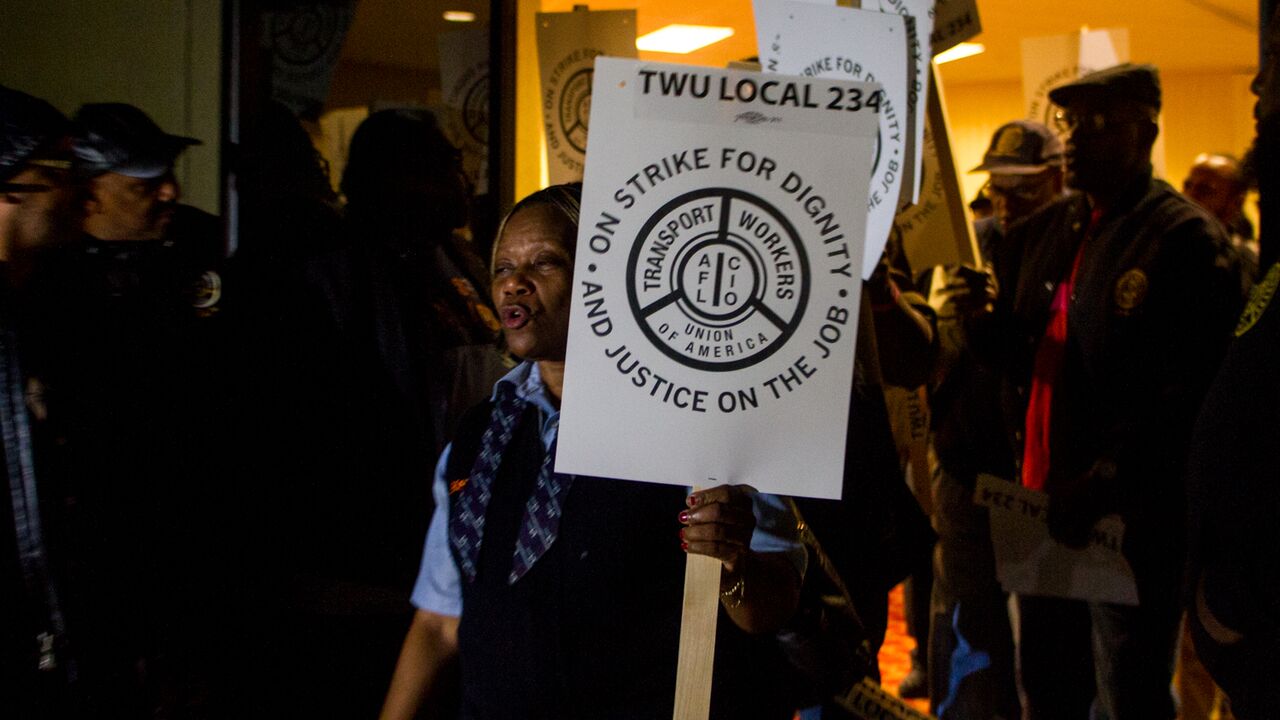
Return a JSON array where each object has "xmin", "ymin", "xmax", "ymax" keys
[
  {"xmin": 536, "ymin": 8, "xmax": 637, "ymax": 185},
  {"xmin": 438, "ymin": 27, "xmax": 490, "ymax": 194},
  {"xmin": 1021, "ymin": 28, "xmax": 1130, "ymax": 129},
  {"xmin": 556, "ymin": 58, "xmax": 881, "ymax": 500},
  {"xmin": 975, "ymin": 474, "xmax": 1139, "ymax": 606},
  {"xmin": 754, "ymin": 0, "xmax": 910, "ymax": 279},
  {"xmin": 869, "ymin": 0, "xmax": 933, "ymax": 206}
]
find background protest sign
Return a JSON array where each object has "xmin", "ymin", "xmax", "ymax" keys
[
  {"xmin": 754, "ymin": 0, "xmax": 911, "ymax": 279},
  {"xmin": 895, "ymin": 65, "xmax": 979, "ymax": 272},
  {"xmin": 536, "ymin": 7, "xmax": 637, "ymax": 185},
  {"xmin": 438, "ymin": 27, "xmax": 490, "ymax": 194},
  {"xmin": 556, "ymin": 58, "xmax": 880, "ymax": 501},
  {"xmin": 868, "ymin": 0, "xmax": 934, "ymax": 206},
  {"xmin": 929, "ymin": 0, "xmax": 981, "ymax": 55},
  {"xmin": 1021, "ymin": 28, "xmax": 1130, "ymax": 129},
  {"xmin": 262, "ymin": 2, "xmax": 357, "ymax": 118},
  {"xmin": 975, "ymin": 474, "xmax": 1139, "ymax": 605}
]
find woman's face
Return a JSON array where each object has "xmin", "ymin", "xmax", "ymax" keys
[{"xmin": 491, "ymin": 203, "xmax": 576, "ymax": 362}]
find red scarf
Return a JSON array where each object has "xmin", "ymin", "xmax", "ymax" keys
[{"xmin": 1021, "ymin": 208, "xmax": 1102, "ymax": 490}]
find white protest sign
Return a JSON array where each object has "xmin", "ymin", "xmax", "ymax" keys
[
  {"xmin": 536, "ymin": 8, "xmax": 637, "ymax": 185},
  {"xmin": 754, "ymin": 0, "xmax": 910, "ymax": 279},
  {"xmin": 556, "ymin": 58, "xmax": 880, "ymax": 500},
  {"xmin": 438, "ymin": 27, "xmax": 490, "ymax": 194},
  {"xmin": 930, "ymin": 0, "xmax": 981, "ymax": 56},
  {"xmin": 1021, "ymin": 28, "xmax": 1130, "ymax": 129},
  {"xmin": 869, "ymin": 0, "xmax": 933, "ymax": 207},
  {"xmin": 263, "ymin": 2, "xmax": 357, "ymax": 117},
  {"xmin": 975, "ymin": 474, "xmax": 1139, "ymax": 605},
  {"xmin": 895, "ymin": 65, "xmax": 979, "ymax": 271}
]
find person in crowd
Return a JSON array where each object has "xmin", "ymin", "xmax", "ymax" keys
[
  {"xmin": 868, "ymin": 240, "xmax": 936, "ymax": 700},
  {"xmin": 18, "ymin": 101, "xmax": 235, "ymax": 716},
  {"xmin": 968, "ymin": 183, "xmax": 993, "ymax": 222},
  {"xmin": 288, "ymin": 108, "xmax": 507, "ymax": 714},
  {"xmin": 919, "ymin": 119, "xmax": 1065, "ymax": 719},
  {"xmin": 1183, "ymin": 152, "xmax": 1258, "ymax": 290},
  {"xmin": 1185, "ymin": 8, "xmax": 1280, "ymax": 717},
  {"xmin": 1183, "ymin": 153, "xmax": 1254, "ymax": 251},
  {"xmin": 380, "ymin": 183, "xmax": 805, "ymax": 720},
  {"xmin": 977, "ymin": 64, "xmax": 1241, "ymax": 719},
  {"xmin": 0, "ymin": 84, "xmax": 74, "ymax": 716}
]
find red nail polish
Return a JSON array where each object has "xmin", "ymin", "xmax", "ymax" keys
[
  {"xmin": 681, "ymin": 541, "xmax": 689, "ymax": 551},
  {"xmin": 679, "ymin": 510, "xmax": 689, "ymax": 523},
  {"xmin": 687, "ymin": 495, "xmax": 698, "ymax": 507},
  {"xmin": 679, "ymin": 528, "xmax": 685, "ymax": 539}
]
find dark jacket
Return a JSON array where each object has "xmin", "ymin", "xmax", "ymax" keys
[
  {"xmin": 445, "ymin": 401, "xmax": 793, "ymax": 720},
  {"xmin": 982, "ymin": 170, "xmax": 1241, "ymax": 573}
]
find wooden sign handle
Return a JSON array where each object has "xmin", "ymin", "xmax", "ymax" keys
[{"xmin": 672, "ymin": 485, "xmax": 721, "ymax": 720}]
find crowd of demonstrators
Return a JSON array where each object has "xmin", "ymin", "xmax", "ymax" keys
[{"xmin": 2, "ymin": 40, "xmax": 1278, "ymax": 720}]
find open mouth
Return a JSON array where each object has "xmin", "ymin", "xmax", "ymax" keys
[{"xmin": 501, "ymin": 304, "xmax": 532, "ymax": 330}]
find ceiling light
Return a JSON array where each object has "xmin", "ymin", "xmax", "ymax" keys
[
  {"xmin": 443, "ymin": 10, "xmax": 476, "ymax": 23},
  {"xmin": 935, "ymin": 42, "xmax": 985, "ymax": 65},
  {"xmin": 636, "ymin": 24, "xmax": 734, "ymax": 54}
]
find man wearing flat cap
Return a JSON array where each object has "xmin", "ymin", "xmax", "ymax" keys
[
  {"xmin": 920, "ymin": 119, "xmax": 1066, "ymax": 718},
  {"xmin": 977, "ymin": 64, "xmax": 1243, "ymax": 719},
  {"xmin": 19, "ymin": 102, "xmax": 233, "ymax": 714}
]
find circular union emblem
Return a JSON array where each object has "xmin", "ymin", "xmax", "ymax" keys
[
  {"xmin": 626, "ymin": 188, "xmax": 810, "ymax": 372},
  {"xmin": 558, "ymin": 68, "xmax": 593, "ymax": 154},
  {"xmin": 269, "ymin": 7, "xmax": 342, "ymax": 67},
  {"xmin": 461, "ymin": 73, "xmax": 490, "ymax": 146},
  {"xmin": 1114, "ymin": 268, "xmax": 1148, "ymax": 313},
  {"xmin": 190, "ymin": 270, "xmax": 223, "ymax": 310}
]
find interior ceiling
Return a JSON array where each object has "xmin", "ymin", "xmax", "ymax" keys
[{"xmin": 341, "ymin": 0, "xmax": 1259, "ymax": 84}]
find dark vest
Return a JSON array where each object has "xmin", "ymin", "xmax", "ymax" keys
[{"xmin": 446, "ymin": 400, "xmax": 792, "ymax": 720}]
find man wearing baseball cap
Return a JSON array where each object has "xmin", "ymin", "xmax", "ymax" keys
[
  {"xmin": 20, "ymin": 102, "xmax": 231, "ymax": 714},
  {"xmin": 982, "ymin": 64, "xmax": 1242, "ymax": 719},
  {"xmin": 0, "ymin": 84, "xmax": 75, "ymax": 714},
  {"xmin": 919, "ymin": 120, "xmax": 1066, "ymax": 718},
  {"xmin": 71, "ymin": 102, "xmax": 200, "ymax": 242},
  {"xmin": 0, "ymin": 86, "xmax": 73, "ymax": 272},
  {"xmin": 971, "ymin": 120, "xmax": 1065, "ymax": 233}
]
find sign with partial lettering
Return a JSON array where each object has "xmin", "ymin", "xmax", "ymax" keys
[
  {"xmin": 556, "ymin": 58, "xmax": 880, "ymax": 500},
  {"xmin": 438, "ymin": 27, "xmax": 490, "ymax": 194},
  {"xmin": 930, "ymin": 0, "xmax": 981, "ymax": 55},
  {"xmin": 976, "ymin": 474, "xmax": 1138, "ymax": 605},
  {"xmin": 1021, "ymin": 28, "xmax": 1130, "ymax": 129},
  {"xmin": 869, "ymin": 0, "xmax": 933, "ymax": 206},
  {"xmin": 894, "ymin": 66, "xmax": 979, "ymax": 272},
  {"xmin": 754, "ymin": 0, "xmax": 910, "ymax": 279},
  {"xmin": 536, "ymin": 8, "xmax": 637, "ymax": 184}
]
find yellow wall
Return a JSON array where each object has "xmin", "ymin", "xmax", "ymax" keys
[{"xmin": 0, "ymin": 0, "xmax": 222, "ymax": 214}]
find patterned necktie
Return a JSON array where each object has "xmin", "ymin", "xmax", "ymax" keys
[
  {"xmin": 449, "ymin": 382, "xmax": 575, "ymax": 585},
  {"xmin": 509, "ymin": 439, "xmax": 574, "ymax": 584}
]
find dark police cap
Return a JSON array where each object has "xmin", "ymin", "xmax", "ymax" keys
[
  {"xmin": 1048, "ymin": 63, "xmax": 1161, "ymax": 111},
  {"xmin": 71, "ymin": 103, "xmax": 200, "ymax": 179},
  {"xmin": 1, "ymin": 85, "xmax": 68, "ymax": 190},
  {"xmin": 970, "ymin": 120, "xmax": 1064, "ymax": 175}
]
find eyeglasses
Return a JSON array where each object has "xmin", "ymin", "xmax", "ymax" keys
[
  {"xmin": 1052, "ymin": 109, "xmax": 1106, "ymax": 134},
  {"xmin": 1052, "ymin": 106, "xmax": 1158, "ymax": 135}
]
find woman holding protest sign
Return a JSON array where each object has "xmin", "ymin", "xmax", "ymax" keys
[{"xmin": 379, "ymin": 183, "xmax": 804, "ymax": 720}]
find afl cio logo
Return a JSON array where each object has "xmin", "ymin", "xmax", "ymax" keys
[
  {"xmin": 462, "ymin": 73, "xmax": 490, "ymax": 146},
  {"xmin": 626, "ymin": 188, "xmax": 810, "ymax": 372},
  {"xmin": 558, "ymin": 67, "xmax": 593, "ymax": 154}
]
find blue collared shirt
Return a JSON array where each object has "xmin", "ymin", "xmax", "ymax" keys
[{"xmin": 411, "ymin": 361, "xmax": 805, "ymax": 616}]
